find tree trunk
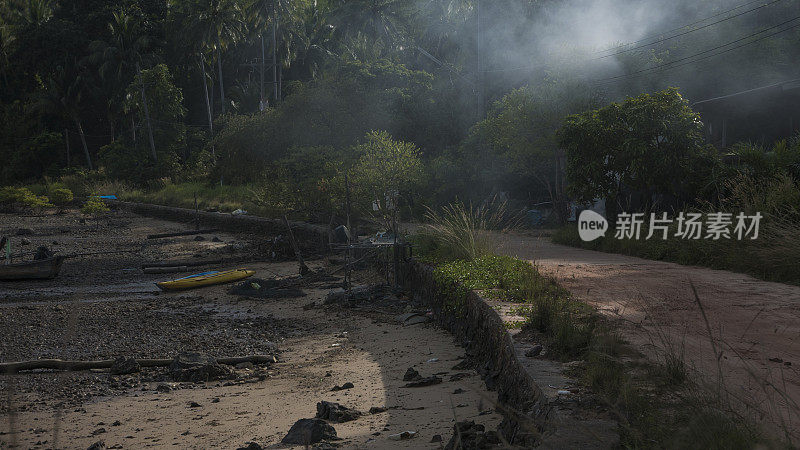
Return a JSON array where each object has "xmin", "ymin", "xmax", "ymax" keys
[
  {"xmin": 200, "ymin": 54, "xmax": 213, "ymax": 132},
  {"xmin": 272, "ymin": 2, "xmax": 278, "ymax": 103},
  {"xmin": 73, "ymin": 117, "xmax": 92, "ymax": 170},
  {"xmin": 136, "ymin": 63, "xmax": 158, "ymax": 162},
  {"xmin": 107, "ymin": 107, "xmax": 115, "ymax": 143},
  {"xmin": 216, "ymin": 41, "xmax": 225, "ymax": 114},
  {"xmin": 260, "ymin": 34, "xmax": 265, "ymax": 110},
  {"xmin": 63, "ymin": 128, "xmax": 70, "ymax": 168}
]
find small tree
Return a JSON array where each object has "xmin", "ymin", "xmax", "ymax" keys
[
  {"xmin": 558, "ymin": 88, "xmax": 712, "ymax": 218},
  {"xmin": 349, "ymin": 130, "xmax": 423, "ymax": 228}
]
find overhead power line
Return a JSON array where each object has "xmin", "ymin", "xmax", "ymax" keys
[
  {"xmin": 593, "ymin": 15, "xmax": 800, "ymax": 84},
  {"xmin": 594, "ymin": 0, "xmax": 785, "ymax": 59}
]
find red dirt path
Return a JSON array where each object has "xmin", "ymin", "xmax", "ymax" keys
[{"xmin": 497, "ymin": 233, "xmax": 800, "ymax": 442}]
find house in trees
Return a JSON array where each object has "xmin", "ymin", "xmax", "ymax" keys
[{"xmin": 693, "ymin": 78, "xmax": 800, "ymax": 148}]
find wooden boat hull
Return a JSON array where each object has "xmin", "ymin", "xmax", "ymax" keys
[
  {"xmin": 0, "ymin": 256, "xmax": 65, "ymax": 281},
  {"xmin": 156, "ymin": 268, "xmax": 255, "ymax": 291}
]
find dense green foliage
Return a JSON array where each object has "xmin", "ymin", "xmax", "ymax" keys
[{"xmin": 559, "ymin": 88, "xmax": 716, "ymax": 213}]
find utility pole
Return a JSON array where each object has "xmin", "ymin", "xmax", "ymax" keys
[
  {"xmin": 136, "ymin": 62, "xmax": 157, "ymax": 162},
  {"xmin": 476, "ymin": 0, "xmax": 486, "ymax": 119}
]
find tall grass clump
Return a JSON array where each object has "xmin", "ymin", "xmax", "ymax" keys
[{"xmin": 415, "ymin": 200, "xmax": 518, "ymax": 261}]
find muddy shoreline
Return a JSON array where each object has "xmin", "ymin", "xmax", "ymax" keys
[{"xmin": 1, "ymin": 210, "xmax": 502, "ymax": 448}]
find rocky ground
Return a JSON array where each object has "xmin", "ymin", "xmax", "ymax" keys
[{"xmin": 0, "ymin": 209, "xmax": 502, "ymax": 449}]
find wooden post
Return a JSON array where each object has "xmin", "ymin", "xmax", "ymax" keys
[{"xmin": 282, "ymin": 215, "xmax": 310, "ymax": 275}]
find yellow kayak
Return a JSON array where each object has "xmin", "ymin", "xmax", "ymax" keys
[{"xmin": 156, "ymin": 268, "xmax": 255, "ymax": 291}]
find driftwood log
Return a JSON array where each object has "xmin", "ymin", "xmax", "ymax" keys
[
  {"xmin": 146, "ymin": 229, "xmax": 218, "ymax": 239},
  {"xmin": 141, "ymin": 259, "xmax": 222, "ymax": 269},
  {"xmin": 0, "ymin": 355, "xmax": 276, "ymax": 374},
  {"xmin": 142, "ymin": 266, "xmax": 189, "ymax": 274}
]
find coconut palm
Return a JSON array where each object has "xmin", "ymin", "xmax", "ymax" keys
[
  {"xmin": 88, "ymin": 10, "xmax": 157, "ymax": 160},
  {"xmin": 185, "ymin": 0, "xmax": 247, "ymax": 114},
  {"xmin": 330, "ymin": 0, "xmax": 411, "ymax": 52},
  {"xmin": 31, "ymin": 63, "xmax": 93, "ymax": 170}
]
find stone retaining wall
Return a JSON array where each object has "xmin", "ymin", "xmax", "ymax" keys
[
  {"xmin": 403, "ymin": 261, "xmax": 549, "ymax": 446},
  {"xmin": 110, "ymin": 201, "xmax": 329, "ymax": 252}
]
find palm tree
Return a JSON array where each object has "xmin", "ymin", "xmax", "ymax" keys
[
  {"xmin": 8, "ymin": 0, "xmax": 53, "ymax": 29},
  {"xmin": 31, "ymin": 63, "xmax": 93, "ymax": 170},
  {"xmin": 0, "ymin": 20, "xmax": 15, "ymax": 88},
  {"xmin": 330, "ymin": 0, "xmax": 411, "ymax": 52},
  {"xmin": 186, "ymin": 0, "xmax": 246, "ymax": 115},
  {"xmin": 88, "ymin": 10, "xmax": 156, "ymax": 159}
]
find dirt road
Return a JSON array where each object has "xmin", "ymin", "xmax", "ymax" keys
[
  {"xmin": 497, "ymin": 233, "xmax": 800, "ymax": 442},
  {"xmin": 0, "ymin": 211, "xmax": 501, "ymax": 448}
]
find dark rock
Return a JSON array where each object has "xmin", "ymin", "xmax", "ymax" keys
[
  {"xmin": 194, "ymin": 235, "xmax": 205, "ymax": 241},
  {"xmin": 20, "ymin": 237, "xmax": 31, "ymax": 245},
  {"xmin": 87, "ymin": 441, "xmax": 106, "ymax": 450},
  {"xmin": 110, "ymin": 356, "xmax": 140, "ymax": 375},
  {"xmin": 212, "ymin": 236, "xmax": 222, "ymax": 242},
  {"xmin": 169, "ymin": 352, "xmax": 233, "ymax": 382},
  {"xmin": 303, "ymin": 302, "xmax": 316, "ymax": 310},
  {"xmin": 403, "ymin": 376, "xmax": 442, "ymax": 388},
  {"xmin": 91, "ymin": 428, "xmax": 106, "ymax": 436},
  {"xmin": 430, "ymin": 434, "xmax": 443, "ymax": 443},
  {"xmin": 188, "ymin": 401, "xmax": 202, "ymax": 408},
  {"xmin": 331, "ymin": 382, "xmax": 354, "ymax": 392},
  {"xmin": 16, "ymin": 228, "xmax": 34, "ymax": 235},
  {"xmin": 111, "ymin": 420, "xmax": 121, "ymax": 426},
  {"xmin": 316, "ymin": 401, "xmax": 361, "ymax": 423},
  {"xmin": 368, "ymin": 406, "xmax": 387, "ymax": 414},
  {"xmin": 525, "ymin": 345, "xmax": 543, "ymax": 357},
  {"xmin": 281, "ymin": 418, "xmax": 338, "ymax": 445},
  {"xmin": 444, "ymin": 421, "xmax": 500, "ymax": 450},
  {"xmin": 403, "ymin": 367, "xmax": 420, "ymax": 381},
  {"xmin": 452, "ymin": 388, "xmax": 465, "ymax": 394},
  {"xmin": 236, "ymin": 442, "xmax": 263, "ymax": 450},
  {"xmin": 156, "ymin": 383, "xmax": 173, "ymax": 393}
]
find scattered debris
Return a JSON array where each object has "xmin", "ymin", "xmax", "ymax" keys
[
  {"xmin": 388, "ymin": 431, "xmax": 417, "ymax": 441},
  {"xmin": 316, "ymin": 401, "xmax": 361, "ymax": 423},
  {"xmin": 331, "ymin": 382, "xmax": 354, "ymax": 392},
  {"xmin": 403, "ymin": 376, "xmax": 442, "ymax": 388},
  {"xmin": 232, "ymin": 209, "xmax": 247, "ymax": 216},
  {"xmin": 557, "ymin": 390, "xmax": 571, "ymax": 396},
  {"xmin": 231, "ymin": 278, "xmax": 306, "ymax": 299},
  {"xmin": 395, "ymin": 312, "xmax": 430, "ymax": 326},
  {"xmin": 236, "ymin": 442, "xmax": 263, "ymax": 450},
  {"xmin": 427, "ymin": 358, "xmax": 439, "ymax": 363},
  {"xmin": 281, "ymin": 418, "xmax": 338, "ymax": 445},
  {"xmin": 141, "ymin": 259, "xmax": 222, "ymax": 269},
  {"xmin": 143, "ymin": 266, "xmax": 189, "ymax": 274},
  {"xmin": 448, "ymin": 373, "xmax": 471, "ymax": 382}
]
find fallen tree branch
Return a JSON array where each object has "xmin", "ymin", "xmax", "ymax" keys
[
  {"xmin": 141, "ymin": 259, "xmax": 222, "ymax": 269},
  {"xmin": 0, "ymin": 354, "xmax": 276, "ymax": 374},
  {"xmin": 147, "ymin": 229, "xmax": 218, "ymax": 239}
]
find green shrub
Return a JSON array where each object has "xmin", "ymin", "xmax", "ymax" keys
[
  {"xmin": 0, "ymin": 186, "xmax": 52, "ymax": 210},
  {"xmin": 49, "ymin": 188, "xmax": 74, "ymax": 206},
  {"xmin": 81, "ymin": 195, "xmax": 110, "ymax": 215}
]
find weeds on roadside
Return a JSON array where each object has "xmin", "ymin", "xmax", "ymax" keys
[{"xmin": 414, "ymin": 199, "xmax": 518, "ymax": 262}]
